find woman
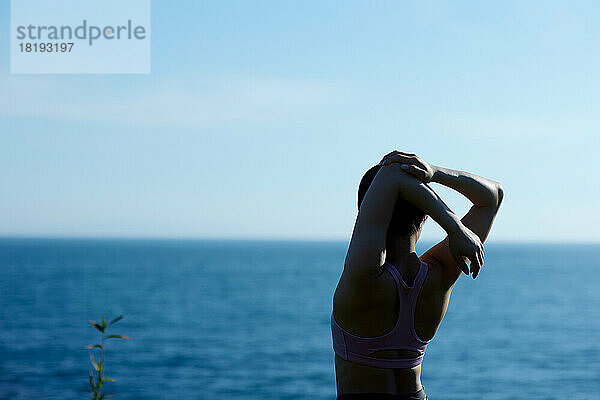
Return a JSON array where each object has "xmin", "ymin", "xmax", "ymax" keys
[{"xmin": 331, "ymin": 151, "xmax": 504, "ymax": 399}]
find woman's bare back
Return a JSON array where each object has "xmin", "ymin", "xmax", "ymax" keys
[{"xmin": 333, "ymin": 254, "xmax": 452, "ymax": 394}]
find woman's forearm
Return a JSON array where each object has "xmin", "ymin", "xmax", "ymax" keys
[
  {"xmin": 431, "ymin": 166, "xmax": 503, "ymax": 207},
  {"xmin": 386, "ymin": 164, "xmax": 464, "ymax": 236}
]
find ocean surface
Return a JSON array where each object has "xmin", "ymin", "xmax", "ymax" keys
[{"xmin": 0, "ymin": 239, "xmax": 599, "ymax": 400}]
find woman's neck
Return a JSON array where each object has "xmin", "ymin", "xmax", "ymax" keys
[{"xmin": 385, "ymin": 234, "xmax": 420, "ymax": 266}]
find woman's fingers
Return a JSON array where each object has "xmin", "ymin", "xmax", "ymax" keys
[
  {"xmin": 475, "ymin": 248, "xmax": 483, "ymax": 269},
  {"xmin": 470, "ymin": 251, "xmax": 481, "ymax": 278},
  {"xmin": 380, "ymin": 151, "xmax": 405, "ymax": 165},
  {"xmin": 472, "ymin": 247, "xmax": 484, "ymax": 279},
  {"xmin": 381, "ymin": 154, "xmax": 412, "ymax": 166},
  {"xmin": 380, "ymin": 151, "xmax": 420, "ymax": 167},
  {"xmin": 400, "ymin": 164, "xmax": 427, "ymax": 180},
  {"xmin": 451, "ymin": 248, "xmax": 470, "ymax": 275},
  {"xmin": 384, "ymin": 150, "xmax": 415, "ymax": 158},
  {"xmin": 382, "ymin": 150, "xmax": 400, "ymax": 160}
]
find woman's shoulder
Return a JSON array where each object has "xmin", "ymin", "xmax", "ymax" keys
[
  {"xmin": 333, "ymin": 264, "xmax": 397, "ymax": 318},
  {"xmin": 419, "ymin": 255, "xmax": 449, "ymax": 292}
]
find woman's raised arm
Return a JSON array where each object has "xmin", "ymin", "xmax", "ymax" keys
[
  {"xmin": 344, "ymin": 161, "xmax": 483, "ymax": 289},
  {"xmin": 430, "ymin": 166, "xmax": 503, "ymax": 210},
  {"xmin": 383, "ymin": 152, "xmax": 503, "ymax": 283}
]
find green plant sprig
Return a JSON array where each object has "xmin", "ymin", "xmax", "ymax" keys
[{"xmin": 81, "ymin": 314, "xmax": 131, "ymax": 400}]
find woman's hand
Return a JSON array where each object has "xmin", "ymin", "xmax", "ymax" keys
[
  {"xmin": 379, "ymin": 150, "xmax": 435, "ymax": 183},
  {"xmin": 447, "ymin": 224, "xmax": 484, "ymax": 278}
]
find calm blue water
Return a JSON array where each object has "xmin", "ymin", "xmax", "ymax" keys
[{"xmin": 0, "ymin": 239, "xmax": 599, "ymax": 399}]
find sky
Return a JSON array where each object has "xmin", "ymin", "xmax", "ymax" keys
[{"xmin": 1, "ymin": 1, "xmax": 599, "ymax": 242}]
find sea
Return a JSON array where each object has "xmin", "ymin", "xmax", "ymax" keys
[{"xmin": 0, "ymin": 239, "xmax": 599, "ymax": 400}]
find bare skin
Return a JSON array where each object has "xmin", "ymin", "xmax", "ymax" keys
[{"xmin": 333, "ymin": 151, "xmax": 503, "ymax": 396}]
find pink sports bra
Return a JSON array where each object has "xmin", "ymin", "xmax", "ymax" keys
[{"xmin": 331, "ymin": 260, "xmax": 430, "ymax": 369}]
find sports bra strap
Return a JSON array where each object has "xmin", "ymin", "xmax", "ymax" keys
[{"xmin": 385, "ymin": 261, "xmax": 427, "ymax": 291}]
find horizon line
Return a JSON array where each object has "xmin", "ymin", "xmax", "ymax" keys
[{"xmin": 0, "ymin": 235, "xmax": 599, "ymax": 246}]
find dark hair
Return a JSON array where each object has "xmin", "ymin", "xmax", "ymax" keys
[{"xmin": 358, "ymin": 165, "xmax": 426, "ymax": 237}]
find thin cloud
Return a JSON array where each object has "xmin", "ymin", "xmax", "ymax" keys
[{"xmin": 0, "ymin": 75, "xmax": 350, "ymax": 129}]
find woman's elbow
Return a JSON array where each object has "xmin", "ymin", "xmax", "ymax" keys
[{"xmin": 494, "ymin": 183, "xmax": 504, "ymax": 209}]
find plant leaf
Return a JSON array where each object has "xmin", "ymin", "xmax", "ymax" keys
[
  {"xmin": 88, "ymin": 369, "xmax": 96, "ymax": 389},
  {"xmin": 109, "ymin": 314, "xmax": 124, "ymax": 325},
  {"xmin": 87, "ymin": 344, "xmax": 103, "ymax": 349},
  {"xmin": 105, "ymin": 394, "xmax": 117, "ymax": 398},
  {"xmin": 90, "ymin": 353, "xmax": 99, "ymax": 371},
  {"xmin": 103, "ymin": 377, "xmax": 116, "ymax": 382},
  {"xmin": 106, "ymin": 334, "xmax": 131, "ymax": 340},
  {"xmin": 101, "ymin": 316, "xmax": 107, "ymax": 329},
  {"xmin": 89, "ymin": 320, "xmax": 105, "ymax": 333}
]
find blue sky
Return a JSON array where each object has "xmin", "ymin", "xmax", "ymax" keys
[{"xmin": 1, "ymin": 1, "xmax": 599, "ymax": 242}]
